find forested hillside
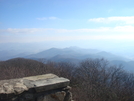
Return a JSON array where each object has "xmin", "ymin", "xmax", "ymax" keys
[{"xmin": 0, "ymin": 58, "xmax": 134, "ymax": 101}]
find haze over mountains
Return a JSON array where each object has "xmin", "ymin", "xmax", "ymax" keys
[
  {"xmin": 25, "ymin": 47, "xmax": 128, "ymax": 62},
  {"xmin": 0, "ymin": 45, "xmax": 134, "ymax": 72}
]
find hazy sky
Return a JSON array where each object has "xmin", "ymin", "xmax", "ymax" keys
[{"xmin": 0, "ymin": 0, "xmax": 134, "ymax": 53}]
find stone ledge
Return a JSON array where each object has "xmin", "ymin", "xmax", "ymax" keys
[{"xmin": 0, "ymin": 74, "xmax": 70, "ymax": 95}]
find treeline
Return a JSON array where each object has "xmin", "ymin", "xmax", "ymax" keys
[{"xmin": 0, "ymin": 58, "xmax": 134, "ymax": 101}]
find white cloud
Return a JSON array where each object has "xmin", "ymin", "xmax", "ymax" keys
[
  {"xmin": 0, "ymin": 28, "xmax": 55, "ymax": 34},
  {"xmin": 49, "ymin": 17, "xmax": 58, "ymax": 20},
  {"xmin": 1, "ymin": 26, "xmax": 134, "ymax": 43},
  {"xmin": 0, "ymin": 27, "xmax": 112, "ymax": 35},
  {"xmin": 1, "ymin": 26, "xmax": 134, "ymax": 35},
  {"xmin": 37, "ymin": 16, "xmax": 59, "ymax": 20},
  {"xmin": 3, "ymin": 28, "xmax": 41, "ymax": 34},
  {"xmin": 113, "ymin": 25, "xmax": 134, "ymax": 32},
  {"xmin": 88, "ymin": 16, "xmax": 134, "ymax": 24}
]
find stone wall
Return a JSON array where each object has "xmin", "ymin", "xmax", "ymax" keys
[{"xmin": 0, "ymin": 74, "xmax": 73, "ymax": 101}]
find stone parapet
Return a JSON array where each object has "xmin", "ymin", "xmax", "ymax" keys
[{"xmin": 0, "ymin": 74, "xmax": 72, "ymax": 101}]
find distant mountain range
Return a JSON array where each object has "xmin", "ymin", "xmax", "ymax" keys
[
  {"xmin": 25, "ymin": 47, "xmax": 129, "ymax": 61},
  {"xmin": 0, "ymin": 50, "xmax": 31, "ymax": 61},
  {"xmin": 0, "ymin": 46, "xmax": 134, "ymax": 72}
]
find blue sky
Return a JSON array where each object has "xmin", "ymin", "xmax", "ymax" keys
[{"xmin": 1, "ymin": 0, "xmax": 134, "ymax": 54}]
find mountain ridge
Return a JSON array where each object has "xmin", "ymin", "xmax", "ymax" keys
[{"xmin": 0, "ymin": 47, "xmax": 134, "ymax": 72}]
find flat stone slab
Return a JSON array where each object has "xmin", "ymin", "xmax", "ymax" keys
[{"xmin": 0, "ymin": 74, "xmax": 70, "ymax": 95}]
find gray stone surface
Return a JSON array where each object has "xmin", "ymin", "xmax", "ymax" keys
[
  {"xmin": 0, "ymin": 73, "xmax": 70, "ymax": 95},
  {"xmin": 33, "ymin": 77, "xmax": 70, "ymax": 92},
  {"xmin": 0, "ymin": 79, "xmax": 28, "ymax": 94}
]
